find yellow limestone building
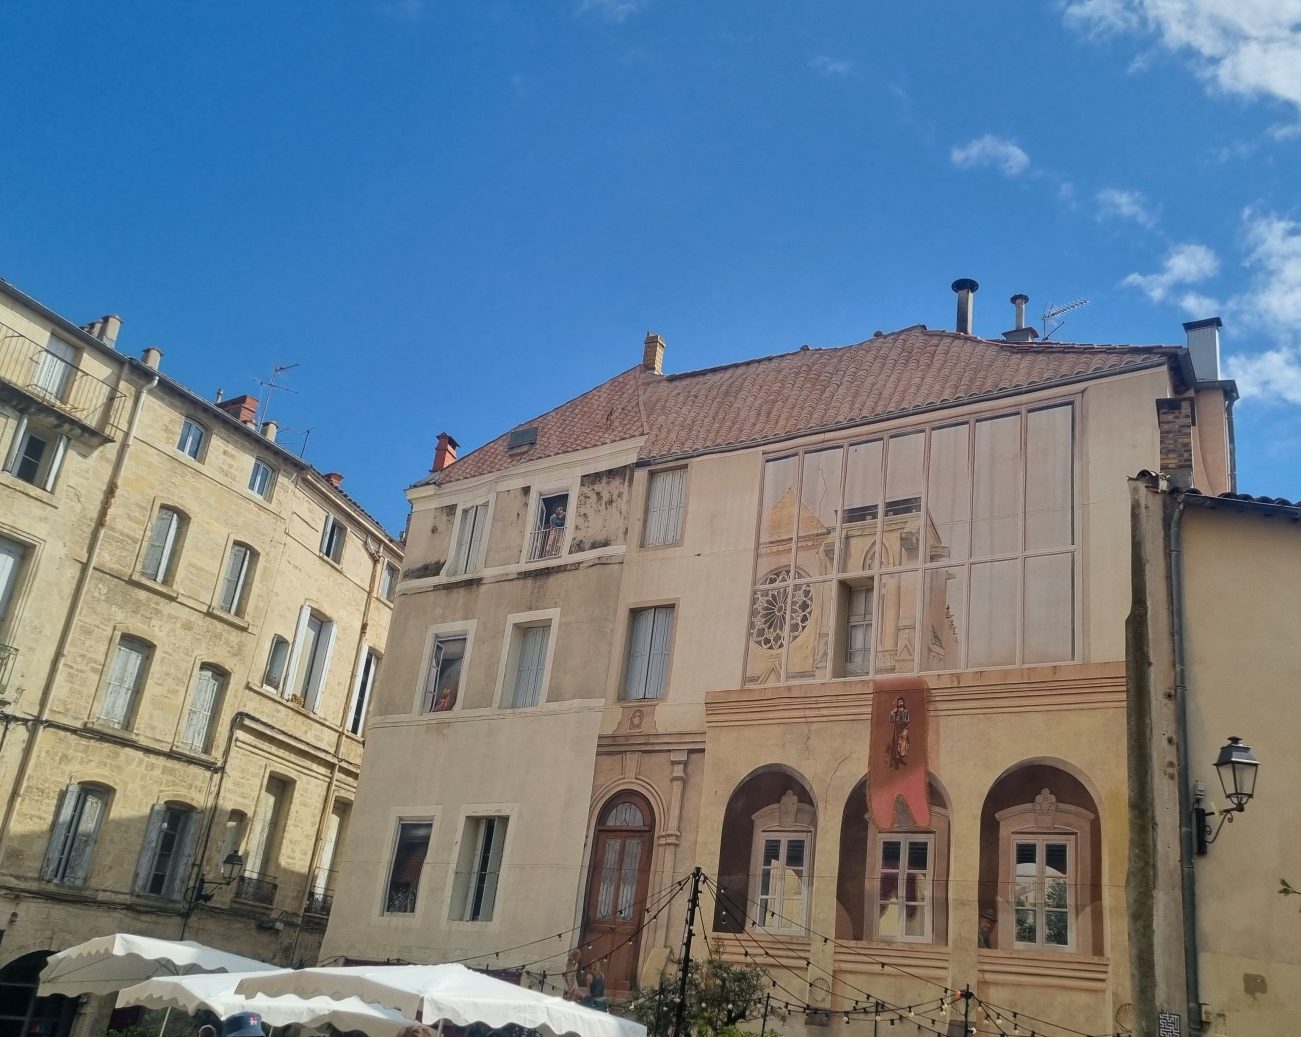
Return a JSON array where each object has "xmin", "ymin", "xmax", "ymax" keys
[
  {"xmin": 0, "ymin": 280, "xmax": 401, "ymax": 1037},
  {"xmin": 325, "ymin": 283, "xmax": 1236, "ymax": 1037}
]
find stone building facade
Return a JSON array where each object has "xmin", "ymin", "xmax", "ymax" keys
[
  {"xmin": 323, "ymin": 286, "xmax": 1238, "ymax": 1037},
  {"xmin": 0, "ymin": 280, "xmax": 401, "ymax": 1037}
]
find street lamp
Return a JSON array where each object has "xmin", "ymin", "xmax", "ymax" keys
[
  {"xmin": 1194, "ymin": 736, "xmax": 1260, "ymax": 855},
  {"xmin": 180, "ymin": 851, "xmax": 245, "ymax": 937}
]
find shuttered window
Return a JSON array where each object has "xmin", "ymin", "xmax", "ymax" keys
[
  {"xmin": 133, "ymin": 803, "xmax": 200, "ymax": 899},
  {"xmin": 449, "ymin": 503, "xmax": 488, "ymax": 575},
  {"xmin": 622, "ymin": 606, "xmax": 675, "ymax": 700},
  {"xmin": 41, "ymin": 784, "xmax": 108, "ymax": 886},
  {"xmin": 508, "ymin": 625, "xmax": 549, "ymax": 709},
  {"xmin": 180, "ymin": 666, "xmax": 224, "ymax": 752},
  {"xmin": 643, "ymin": 468, "xmax": 686, "ymax": 547},
  {"xmin": 98, "ymin": 637, "xmax": 150, "ymax": 728},
  {"xmin": 0, "ymin": 535, "xmax": 26, "ymax": 626},
  {"xmin": 217, "ymin": 543, "xmax": 254, "ymax": 614},
  {"xmin": 456, "ymin": 816, "xmax": 507, "ymax": 922},
  {"xmin": 141, "ymin": 507, "xmax": 182, "ymax": 583},
  {"xmin": 176, "ymin": 418, "xmax": 207, "ymax": 460}
]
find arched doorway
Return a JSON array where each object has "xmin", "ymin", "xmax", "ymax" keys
[
  {"xmin": 0, "ymin": 951, "xmax": 75, "ymax": 1037},
  {"xmin": 580, "ymin": 792, "xmax": 655, "ymax": 995}
]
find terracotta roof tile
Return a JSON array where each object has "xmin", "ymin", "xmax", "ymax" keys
[{"xmin": 425, "ymin": 326, "xmax": 1175, "ymax": 487}]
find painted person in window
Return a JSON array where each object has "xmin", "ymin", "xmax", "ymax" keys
[
  {"xmin": 581, "ymin": 962, "xmax": 606, "ymax": 1009},
  {"xmin": 886, "ymin": 696, "xmax": 911, "ymax": 769},
  {"xmin": 562, "ymin": 947, "xmax": 584, "ymax": 1000},
  {"xmin": 978, "ymin": 908, "xmax": 997, "ymax": 948},
  {"xmin": 433, "ymin": 684, "xmax": 456, "ymax": 712}
]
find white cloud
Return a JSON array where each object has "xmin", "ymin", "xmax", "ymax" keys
[
  {"xmin": 1222, "ymin": 211, "xmax": 1301, "ymax": 404},
  {"xmin": 1063, "ymin": 0, "xmax": 1301, "ymax": 113},
  {"xmin": 809, "ymin": 55, "xmax": 854, "ymax": 78},
  {"xmin": 1226, "ymin": 347, "xmax": 1301, "ymax": 403},
  {"xmin": 949, "ymin": 135, "xmax": 1030, "ymax": 177},
  {"xmin": 1097, "ymin": 187, "xmax": 1156, "ymax": 227},
  {"xmin": 1122, "ymin": 243, "xmax": 1220, "ymax": 303},
  {"xmin": 574, "ymin": 0, "xmax": 647, "ymax": 22}
]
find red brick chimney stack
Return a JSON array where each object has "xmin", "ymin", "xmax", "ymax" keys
[
  {"xmin": 324, "ymin": 472, "xmax": 344, "ymax": 488},
  {"xmin": 433, "ymin": 432, "xmax": 459, "ymax": 473},
  {"xmin": 217, "ymin": 393, "xmax": 258, "ymax": 425}
]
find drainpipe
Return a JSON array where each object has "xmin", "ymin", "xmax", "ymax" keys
[
  {"xmin": 1169, "ymin": 494, "xmax": 1203, "ymax": 1034},
  {"xmin": 0, "ymin": 369, "xmax": 159, "ymax": 858}
]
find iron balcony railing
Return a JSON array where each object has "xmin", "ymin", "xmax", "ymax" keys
[
  {"xmin": 234, "ymin": 871, "xmax": 279, "ymax": 906},
  {"xmin": 0, "ymin": 322, "xmax": 125, "ymax": 436},
  {"xmin": 0, "ymin": 644, "xmax": 16, "ymax": 699},
  {"xmin": 304, "ymin": 888, "xmax": 334, "ymax": 918},
  {"xmin": 526, "ymin": 526, "xmax": 565, "ymax": 562}
]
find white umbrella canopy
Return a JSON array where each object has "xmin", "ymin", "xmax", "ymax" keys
[
  {"xmin": 235, "ymin": 964, "xmax": 646, "ymax": 1037},
  {"xmin": 116, "ymin": 971, "xmax": 418, "ymax": 1037},
  {"xmin": 39, "ymin": 934, "xmax": 273, "ymax": 997}
]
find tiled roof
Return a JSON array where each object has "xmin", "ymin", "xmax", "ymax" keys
[{"xmin": 426, "ymin": 326, "xmax": 1176, "ymax": 487}]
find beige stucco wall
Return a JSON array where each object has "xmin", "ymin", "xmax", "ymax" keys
[{"xmin": 0, "ymin": 290, "xmax": 399, "ymax": 1000}]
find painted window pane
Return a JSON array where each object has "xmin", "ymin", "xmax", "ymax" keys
[
  {"xmin": 644, "ymin": 468, "xmax": 686, "ymax": 547},
  {"xmin": 874, "ymin": 570, "xmax": 919, "ymax": 675},
  {"xmin": 843, "ymin": 582, "xmax": 874, "ymax": 676},
  {"xmin": 922, "ymin": 566, "xmax": 964, "ymax": 671},
  {"xmin": 385, "ymin": 821, "xmax": 432, "ymax": 914},
  {"xmin": 423, "ymin": 635, "xmax": 466, "ymax": 712},
  {"xmin": 1024, "ymin": 553, "xmax": 1074, "ymax": 663},
  {"xmin": 795, "ymin": 447, "xmax": 842, "ymax": 575},
  {"xmin": 972, "ymin": 415, "xmax": 1022, "ymax": 558},
  {"xmin": 968, "ymin": 560, "xmax": 1018, "ymax": 667},
  {"xmin": 509, "ymin": 626, "xmax": 548, "ymax": 708},
  {"xmin": 784, "ymin": 580, "xmax": 833, "ymax": 682},
  {"xmin": 883, "ymin": 434, "xmax": 924, "ymax": 567},
  {"xmin": 841, "ymin": 440, "xmax": 883, "ymax": 574},
  {"xmin": 1025, "ymin": 405, "xmax": 1074, "ymax": 551},
  {"xmin": 623, "ymin": 606, "xmax": 675, "ymax": 700},
  {"xmin": 926, "ymin": 423, "xmax": 971, "ymax": 562},
  {"xmin": 757, "ymin": 456, "xmax": 798, "ymax": 576}
]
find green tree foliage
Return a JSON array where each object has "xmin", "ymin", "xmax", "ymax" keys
[{"xmin": 629, "ymin": 955, "xmax": 784, "ymax": 1037}]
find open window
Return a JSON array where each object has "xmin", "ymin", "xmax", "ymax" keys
[
  {"xmin": 451, "ymin": 816, "xmax": 508, "ymax": 922},
  {"xmin": 216, "ymin": 542, "xmax": 256, "ymax": 615},
  {"xmin": 527, "ymin": 492, "xmax": 569, "ymax": 561},
  {"xmin": 133, "ymin": 802, "xmax": 199, "ymax": 899},
  {"xmin": 4, "ymin": 415, "xmax": 69, "ymax": 491},
  {"xmin": 41, "ymin": 783, "xmax": 110, "ymax": 887},
  {"xmin": 421, "ymin": 634, "xmax": 466, "ymax": 713},
  {"xmin": 141, "ymin": 506, "xmax": 186, "ymax": 584},
  {"xmin": 385, "ymin": 819, "xmax": 432, "ymax": 914},
  {"xmin": 447, "ymin": 502, "xmax": 489, "ymax": 576}
]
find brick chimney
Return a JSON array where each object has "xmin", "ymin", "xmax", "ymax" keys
[
  {"xmin": 324, "ymin": 472, "xmax": 344, "ymax": 488},
  {"xmin": 952, "ymin": 279, "xmax": 979, "ymax": 335},
  {"xmin": 432, "ymin": 432, "xmax": 459, "ymax": 473},
  {"xmin": 217, "ymin": 393, "xmax": 258, "ymax": 425},
  {"xmin": 1156, "ymin": 397, "xmax": 1195, "ymax": 490},
  {"xmin": 643, "ymin": 332, "xmax": 665, "ymax": 375}
]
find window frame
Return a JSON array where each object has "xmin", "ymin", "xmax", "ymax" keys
[
  {"xmin": 176, "ymin": 418, "xmax": 208, "ymax": 461},
  {"xmin": 35, "ymin": 335, "xmax": 78, "ymax": 402},
  {"xmin": 134, "ymin": 802, "xmax": 199, "ymax": 900},
  {"xmin": 621, "ymin": 604, "xmax": 676, "ymax": 701},
  {"xmin": 263, "ymin": 634, "xmax": 291, "ymax": 693},
  {"xmin": 248, "ymin": 459, "xmax": 276, "ymax": 500},
  {"xmin": 495, "ymin": 610, "xmax": 558, "ymax": 710},
  {"xmin": 383, "ymin": 818, "xmax": 434, "ymax": 916},
  {"xmin": 178, "ymin": 664, "xmax": 226, "ymax": 754},
  {"xmin": 4, "ymin": 414, "xmax": 69, "ymax": 491},
  {"xmin": 420, "ymin": 628, "xmax": 471, "ymax": 714},
  {"xmin": 216, "ymin": 541, "xmax": 256, "ymax": 616},
  {"xmin": 284, "ymin": 605, "xmax": 337, "ymax": 712},
  {"xmin": 41, "ymin": 782, "xmax": 110, "ymax": 887},
  {"xmin": 748, "ymin": 798, "xmax": 816, "ymax": 934},
  {"xmin": 447, "ymin": 499, "xmax": 491, "ymax": 576},
  {"xmin": 523, "ymin": 488, "xmax": 571, "ymax": 563},
  {"xmin": 140, "ymin": 505, "xmax": 185, "ymax": 584},
  {"xmin": 450, "ymin": 814, "xmax": 510, "ymax": 923},
  {"xmin": 380, "ymin": 562, "xmax": 400, "ymax": 601},
  {"xmin": 0, "ymin": 533, "xmax": 30, "ymax": 633},
  {"xmin": 642, "ymin": 466, "xmax": 688, "ymax": 548},
  {"xmin": 320, "ymin": 514, "xmax": 346, "ymax": 564},
  {"xmin": 96, "ymin": 635, "xmax": 153, "ymax": 729},
  {"xmin": 348, "ymin": 646, "xmax": 381, "ymax": 735},
  {"xmin": 869, "ymin": 831, "xmax": 936, "ymax": 943}
]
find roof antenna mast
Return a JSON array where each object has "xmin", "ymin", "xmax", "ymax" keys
[
  {"xmin": 254, "ymin": 362, "xmax": 300, "ymax": 426},
  {"xmin": 1041, "ymin": 299, "xmax": 1089, "ymax": 342}
]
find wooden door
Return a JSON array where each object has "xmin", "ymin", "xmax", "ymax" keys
[{"xmin": 580, "ymin": 793, "xmax": 654, "ymax": 995}]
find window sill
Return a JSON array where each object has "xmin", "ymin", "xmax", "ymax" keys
[
  {"xmin": 0, "ymin": 471, "xmax": 58, "ymax": 506},
  {"xmin": 82, "ymin": 720, "xmax": 138, "ymax": 744},
  {"xmin": 170, "ymin": 744, "xmax": 218, "ymax": 765},
  {"xmin": 126, "ymin": 575, "xmax": 181, "ymax": 601},
  {"xmin": 207, "ymin": 607, "xmax": 250, "ymax": 630}
]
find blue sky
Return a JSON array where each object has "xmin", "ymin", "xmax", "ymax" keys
[{"xmin": 3, "ymin": 0, "xmax": 1299, "ymax": 528}]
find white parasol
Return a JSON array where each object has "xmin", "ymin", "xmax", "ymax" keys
[{"xmin": 39, "ymin": 934, "xmax": 273, "ymax": 997}]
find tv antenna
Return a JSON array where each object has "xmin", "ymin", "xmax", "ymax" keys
[
  {"xmin": 254, "ymin": 362, "xmax": 299, "ymax": 426},
  {"xmin": 1041, "ymin": 299, "xmax": 1089, "ymax": 341}
]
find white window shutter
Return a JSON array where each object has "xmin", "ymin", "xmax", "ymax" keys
[
  {"xmin": 624, "ymin": 609, "xmax": 654, "ymax": 699},
  {"xmin": 142, "ymin": 509, "xmax": 176, "ymax": 580},
  {"xmin": 100, "ymin": 640, "xmax": 145, "ymax": 726},
  {"xmin": 67, "ymin": 791, "xmax": 106, "ymax": 886},
  {"xmin": 219, "ymin": 545, "xmax": 249, "ymax": 612},
  {"xmin": 182, "ymin": 669, "xmax": 222, "ymax": 750},
  {"xmin": 451, "ymin": 508, "xmax": 475, "ymax": 574},
  {"xmin": 283, "ymin": 605, "xmax": 312, "ymax": 702},
  {"xmin": 167, "ymin": 811, "xmax": 202, "ymax": 900},
  {"xmin": 133, "ymin": 804, "xmax": 166, "ymax": 894},
  {"xmin": 512, "ymin": 627, "xmax": 547, "ymax": 707},
  {"xmin": 3, "ymin": 416, "xmax": 28, "ymax": 474},
  {"xmin": 646, "ymin": 607, "xmax": 675, "ymax": 699},
  {"xmin": 304, "ymin": 621, "xmax": 337, "ymax": 713},
  {"xmin": 0, "ymin": 536, "xmax": 25, "ymax": 623},
  {"xmin": 43, "ymin": 434, "xmax": 68, "ymax": 491},
  {"xmin": 40, "ymin": 785, "xmax": 79, "ymax": 881},
  {"xmin": 480, "ymin": 820, "xmax": 506, "ymax": 920}
]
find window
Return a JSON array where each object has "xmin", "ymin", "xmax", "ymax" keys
[
  {"xmin": 176, "ymin": 418, "xmax": 207, "ymax": 460},
  {"xmin": 141, "ymin": 507, "xmax": 184, "ymax": 583},
  {"xmin": 179, "ymin": 665, "xmax": 225, "ymax": 753},
  {"xmin": 385, "ymin": 820, "xmax": 432, "ymax": 914},
  {"xmin": 1012, "ymin": 837, "xmax": 1073, "ymax": 949},
  {"xmin": 349, "ymin": 648, "xmax": 380, "ymax": 735},
  {"xmin": 380, "ymin": 562, "xmax": 399, "ymax": 601},
  {"xmin": 216, "ymin": 542, "xmax": 255, "ymax": 615},
  {"xmin": 244, "ymin": 777, "xmax": 291, "ymax": 879},
  {"xmin": 748, "ymin": 791, "xmax": 815, "ymax": 933},
  {"xmin": 98, "ymin": 636, "xmax": 151, "ymax": 728},
  {"xmin": 41, "ymin": 784, "xmax": 108, "ymax": 886},
  {"xmin": 873, "ymin": 835, "xmax": 933, "ymax": 942},
  {"xmin": 447, "ymin": 502, "xmax": 488, "ymax": 575},
  {"xmin": 0, "ymin": 535, "xmax": 27, "ymax": 628},
  {"xmin": 506, "ymin": 624, "xmax": 549, "ymax": 709},
  {"xmin": 34, "ymin": 337, "xmax": 77, "ymax": 402},
  {"xmin": 421, "ymin": 635, "xmax": 466, "ymax": 713},
  {"xmin": 452, "ymin": 816, "xmax": 507, "ymax": 922},
  {"xmin": 4, "ymin": 416, "xmax": 68, "ymax": 491},
  {"xmin": 133, "ymin": 804, "xmax": 197, "ymax": 898},
  {"xmin": 263, "ymin": 635, "xmax": 290, "ymax": 692},
  {"xmin": 249, "ymin": 460, "xmax": 275, "ymax": 500},
  {"xmin": 321, "ymin": 514, "xmax": 346, "ymax": 563},
  {"xmin": 287, "ymin": 606, "xmax": 336, "ymax": 711},
  {"xmin": 527, "ymin": 492, "xmax": 568, "ymax": 561},
  {"xmin": 313, "ymin": 800, "xmax": 350, "ymax": 900},
  {"xmin": 643, "ymin": 468, "xmax": 686, "ymax": 547},
  {"xmin": 622, "ymin": 606, "xmax": 674, "ymax": 700},
  {"xmin": 746, "ymin": 403, "xmax": 1077, "ymax": 685}
]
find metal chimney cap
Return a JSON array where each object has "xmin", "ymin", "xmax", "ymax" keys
[
  {"xmin": 951, "ymin": 278, "xmax": 980, "ymax": 294},
  {"xmin": 1182, "ymin": 316, "xmax": 1223, "ymax": 331},
  {"xmin": 1010, "ymin": 293, "xmax": 1029, "ymax": 305}
]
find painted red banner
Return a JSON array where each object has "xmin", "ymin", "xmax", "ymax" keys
[{"xmin": 867, "ymin": 676, "xmax": 930, "ymax": 830}]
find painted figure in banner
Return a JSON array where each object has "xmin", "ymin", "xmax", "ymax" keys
[{"xmin": 886, "ymin": 695, "xmax": 911, "ymax": 768}]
